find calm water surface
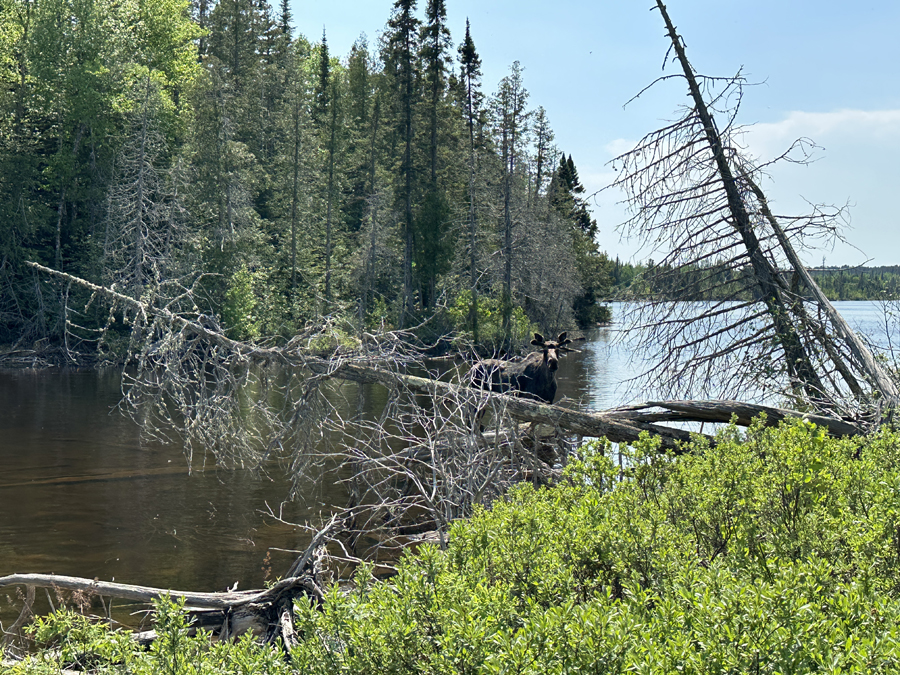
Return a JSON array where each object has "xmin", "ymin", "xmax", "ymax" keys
[{"xmin": 0, "ymin": 301, "xmax": 893, "ymax": 611}]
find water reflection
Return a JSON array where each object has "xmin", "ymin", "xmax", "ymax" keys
[
  {"xmin": 554, "ymin": 325, "xmax": 625, "ymax": 410},
  {"xmin": 0, "ymin": 369, "xmax": 322, "ymax": 600}
]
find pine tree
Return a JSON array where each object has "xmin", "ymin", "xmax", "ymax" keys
[
  {"xmin": 384, "ymin": 0, "xmax": 420, "ymax": 326},
  {"xmin": 313, "ymin": 30, "xmax": 331, "ymax": 128},
  {"xmin": 323, "ymin": 67, "xmax": 343, "ymax": 309},
  {"xmin": 493, "ymin": 61, "xmax": 530, "ymax": 344},
  {"xmin": 531, "ymin": 107, "xmax": 553, "ymax": 205},
  {"xmin": 414, "ymin": 0, "xmax": 453, "ymax": 310},
  {"xmin": 420, "ymin": 0, "xmax": 451, "ymax": 186},
  {"xmin": 206, "ymin": 0, "xmax": 259, "ymax": 86},
  {"xmin": 343, "ymin": 37, "xmax": 373, "ymax": 235},
  {"xmin": 458, "ymin": 18, "xmax": 482, "ymax": 341}
]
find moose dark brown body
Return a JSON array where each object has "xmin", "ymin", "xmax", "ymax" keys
[{"xmin": 469, "ymin": 333, "xmax": 575, "ymax": 404}]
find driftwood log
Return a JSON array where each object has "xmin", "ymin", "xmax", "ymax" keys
[
  {"xmin": 605, "ymin": 400, "xmax": 864, "ymax": 438},
  {"xmin": 0, "ymin": 573, "xmax": 322, "ymax": 643},
  {"xmin": 0, "ymin": 518, "xmax": 333, "ymax": 658},
  {"xmin": 0, "ymin": 573, "xmax": 322, "ymax": 611}
]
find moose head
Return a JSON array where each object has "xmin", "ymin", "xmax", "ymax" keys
[{"xmin": 530, "ymin": 332, "xmax": 575, "ymax": 372}]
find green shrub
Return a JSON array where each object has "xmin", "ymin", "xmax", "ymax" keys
[
  {"xmin": 288, "ymin": 421, "xmax": 900, "ymax": 673},
  {"xmin": 9, "ymin": 596, "xmax": 293, "ymax": 675},
  {"xmin": 14, "ymin": 421, "xmax": 900, "ymax": 673}
]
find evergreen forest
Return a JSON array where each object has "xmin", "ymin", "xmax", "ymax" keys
[{"xmin": 0, "ymin": 0, "xmax": 614, "ymax": 357}]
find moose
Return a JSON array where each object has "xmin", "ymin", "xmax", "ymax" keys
[{"xmin": 468, "ymin": 332, "xmax": 577, "ymax": 405}]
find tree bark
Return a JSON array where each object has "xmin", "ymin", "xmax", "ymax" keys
[
  {"xmin": 0, "ymin": 573, "xmax": 321, "ymax": 610},
  {"xmin": 655, "ymin": 0, "xmax": 825, "ymax": 401},
  {"xmin": 742, "ymin": 173, "xmax": 899, "ymax": 410}
]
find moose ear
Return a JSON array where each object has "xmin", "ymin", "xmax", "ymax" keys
[
  {"xmin": 557, "ymin": 332, "xmax": 568, "ymax": 343},
  {"xmin": 532, "ymin": 333, "xmax": 544, "ymax": 344}
]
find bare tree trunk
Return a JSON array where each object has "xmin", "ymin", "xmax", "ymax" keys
[
  {"xmin": 290, "ymin": 91, "xmax": 301, "ymax": 300},
  {"xmin": 325, "ymin": 110, "xmax": 336, "ymax": 309},
  {"xmin": 655, "ymin": 0, "xmax": 825, "ymax": 400}
]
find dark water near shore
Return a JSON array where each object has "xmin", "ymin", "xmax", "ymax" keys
[
  {"xmin": 0, "ymin": 327, "xmax": 621, "ymax": 603},
  {"xmin": 0, "ymin": 301, "xmax": 893, "ymax": 615}
]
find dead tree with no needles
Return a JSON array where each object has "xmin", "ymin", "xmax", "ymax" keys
[{"xmin": 609, "ymin": 1, "xmax": 898, "ymax": 425}]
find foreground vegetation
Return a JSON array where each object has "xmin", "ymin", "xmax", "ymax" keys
[{"xmin": 9, "ymin": 419, "xmax": 900, "ymax": 673}]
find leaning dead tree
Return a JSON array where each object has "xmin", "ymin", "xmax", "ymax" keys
[{"xmin": 609, "ymin": 1, "xmax": 898, "ymax": 425}]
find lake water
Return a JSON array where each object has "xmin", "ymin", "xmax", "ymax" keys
[{"xmin": 0, "ymin": 301, "xmax": 895, "ymax": 613}]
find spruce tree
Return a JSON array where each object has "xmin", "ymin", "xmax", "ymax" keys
[
  {"xmin": 384, "ymin": 0, "xmax": 420, "ymax": 326},
  {"xmin": 414, "ymin": 0, "xmax": 453, "ymax": 310},
  {"xmin": 343, "ymin": 37, "xmax": 373, "ymax": 234},
  {"xmin": 313, "ymin": 30, "xmax": 331, "ymax": 129},
  {"xmin": 458, "ymin": 18, "xmax": 482, "ymax": 340},
  {"xmin": 493, "ymin": 61, "xmax": 530, "ymax": 344}
]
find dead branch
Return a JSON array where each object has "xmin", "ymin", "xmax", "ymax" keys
[
  {"xmin": 26, "ymin": 260, "xmax": 866, "ymax": 445},
  {"xmin": 606, "ymin": 2, "xmax": 896, "ymax": 424},
  {"xmin": 608, "ymin": 400, "xmax": 863, "ymax": 437}
]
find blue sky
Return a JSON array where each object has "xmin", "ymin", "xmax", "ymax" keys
[{"xmin": 288, "ymin": 0, "xmax": 900, "ymax": 266}]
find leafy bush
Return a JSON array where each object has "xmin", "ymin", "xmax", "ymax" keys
[
  {"xmin": 12, "ymin": 421, "xmax": 900, "ymax": 673},
  {"xmin": 9, "ymin": 596, "xmax": 293, "ymax": 674},
  {"xmin": 447, "ymin": 290, "xmax": 536, "ymax": 350},
  {"xmin": 290, "ymin": 421, "xmax": 900, "ymax": 673},
  {"xmin": 221, "ymin": 265, "xmax": 261, "ymax": 342}
]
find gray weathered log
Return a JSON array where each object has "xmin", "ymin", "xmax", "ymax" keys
[
  {"xmin": 609, "ymin": 400, "xmax": 863, "ymax": 438},
  {"xmin": 25, "ymin": 261, "xmax": 866, "ymax": 446},
  {"xmin": 0, "ymin": 573, "xmax": 319, "ymax": 610}
]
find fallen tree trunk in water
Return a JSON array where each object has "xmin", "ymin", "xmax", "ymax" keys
[
  {"xmin": 23, "ymin": 260, "xmax": 868, "ymax": 449},
  {"xmin": 606, "ymin": 400, "xmax": 864, "ymax": 438},
  {"xmin": 320, "ymin": 362, "xmax": 867, "ymax": 446},
  {"xmin": 0, "ymin": 573, "xmax": 322, "ymax": 610},
  {"xmin": 0, "ymin": 525, "xmax": 332, "ymax": 653},
  {"xmin": 0, "ymin": 573, "xmax": 323, "ymax": 646}
]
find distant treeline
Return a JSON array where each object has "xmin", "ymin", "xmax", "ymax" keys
[
  {"xmin": 809, "ymin": 266, "xmax": 900, "ymax": 301},
  {"xmin": 609, "ymin": 259, "xmax": 900, "ymax": 302}
]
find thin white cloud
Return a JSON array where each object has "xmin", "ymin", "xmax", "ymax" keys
[
  {"xmin": 603, "ymin": 138, "xmax": 637, "ymax": 158},
  {"xmin": 738, "ymin": 109, "xmax": 900, "ymax": 265},
  {"xmin": 596, "ymin": 110, "xmax": 900, "ymax": 265},
  {"xmin": 740, "ymin": 109, "xmax": 900, "ymax": 161}
]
